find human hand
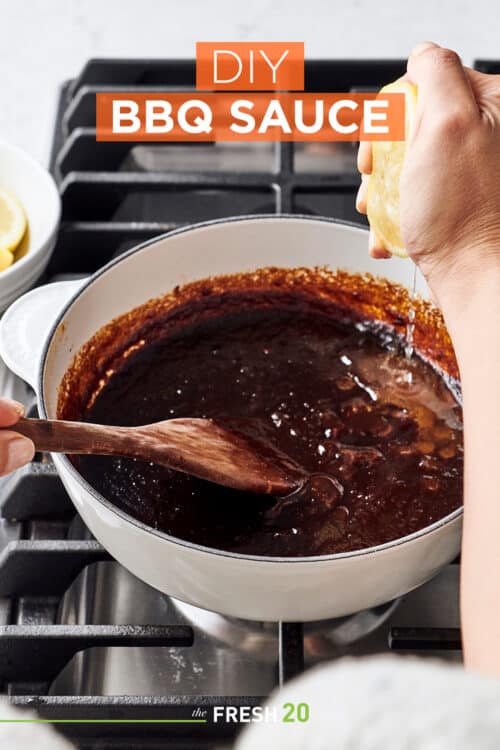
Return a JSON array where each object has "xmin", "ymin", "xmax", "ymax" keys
[
  {"xmin": 0, "ymin": 399, "xmax": 34, "ymax": 476},
  {"xmin": 357, "ymin": 42, "xmax": 500, "ymax": 313}
]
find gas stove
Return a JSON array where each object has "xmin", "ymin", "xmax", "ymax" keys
[{"xmin": 1, "ymin": 56, "xmax": 498, "ymax": 749}]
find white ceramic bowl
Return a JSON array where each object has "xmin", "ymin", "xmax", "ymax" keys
[{"xmin": 0, "ymin": 140, "xmax": 60, "ymax": 311}]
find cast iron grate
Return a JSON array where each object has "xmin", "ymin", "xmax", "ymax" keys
[{"xmin": 0, "ymin": 56, "xmax": 477, "ymax": 747}]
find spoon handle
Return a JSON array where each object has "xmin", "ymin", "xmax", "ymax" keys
[
  {"xmin": 5, "ymin": 417, "xmax": 142, "ymax": 458},
  {"xmin": 3, "ymin": 417, "xmax": 302, "ymax": 496}
]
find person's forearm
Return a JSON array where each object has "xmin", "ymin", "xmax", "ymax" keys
[
  {"xmin": 439, "ymin": 263, "xmax": 500, "ymax": 675},
  {"xmin": 355, "ymin": 40, "xmax": 500, "ymax": 676}
]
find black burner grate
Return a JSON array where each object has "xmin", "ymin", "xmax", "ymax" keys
[{"xmin": 0, "ymin": 56, "xmax": 477, "ymax": 748}]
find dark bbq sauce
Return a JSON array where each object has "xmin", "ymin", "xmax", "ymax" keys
[{"xmin": 75, "ymin": 293, "xmax": 463, "ymax": 557}]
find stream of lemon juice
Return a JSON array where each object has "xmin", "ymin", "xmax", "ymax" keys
[{"xmin": 404, "ymin": 263, "xmax": 418, "ymax": 361}]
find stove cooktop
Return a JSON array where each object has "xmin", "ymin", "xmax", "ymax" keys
[{"xmin": 2, "ymin": 56, "xmax": 498, "ymax": 749}]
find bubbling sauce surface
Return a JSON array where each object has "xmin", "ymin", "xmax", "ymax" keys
[{"xmin": 74, "ymin": 290, "xmax": 463, "ymax": 557}]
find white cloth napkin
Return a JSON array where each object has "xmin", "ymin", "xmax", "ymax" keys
[
  {"xmin": 0, "ymin": 699, "xmax": 73, "ymax": 749},
  {"xmin": 238, "ymin": 655, "xmax": 500, "ymax": 749}
]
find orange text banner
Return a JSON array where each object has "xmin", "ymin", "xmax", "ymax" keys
[
  {"xmin": 196, "ymin": 42, "xmax": 305, "ymax": 90},
  {"xmin": 96, "ymin": 93, "xmax": 405, "ymax": 142}
]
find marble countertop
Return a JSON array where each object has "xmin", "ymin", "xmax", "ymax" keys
[{"xmin": 0, "ymin": 0, "xmax": 497, "ymax": 165}]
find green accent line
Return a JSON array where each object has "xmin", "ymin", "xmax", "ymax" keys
[{"xmin": 0, "ymin": 719, "xmax": 207, "ymax": 724}]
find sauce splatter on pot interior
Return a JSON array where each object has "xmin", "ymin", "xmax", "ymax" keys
[{"xmin": 59, "ymin": 268, "xmax": 462, "ymax": 557}]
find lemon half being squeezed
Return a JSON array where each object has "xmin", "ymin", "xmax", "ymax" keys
[
  {"xmin": 0, "ymin": 188, "xmax": 27, "ymax": 271},
  {"xmin": 367, "ymin": 81, "xmax": 418, "ymax": 258}
]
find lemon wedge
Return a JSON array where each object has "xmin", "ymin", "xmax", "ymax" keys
[
  {"xmin": 0, "ymin": 247, "xmax": 14, "ymax": 271},
  {"xmin": 367, "ymin": 81, "xmax": 418, "ymax": 258},
  {"xmin": 0, "ymin": 188, "xmax": 27, "ymax": 263}
]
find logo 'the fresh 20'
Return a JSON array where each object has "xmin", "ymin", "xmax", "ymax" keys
[{"xmin": 212, "ymin": 702, "xmax": 310, "ymax": 723}]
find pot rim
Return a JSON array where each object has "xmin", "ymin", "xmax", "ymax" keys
[{"xmin": 38, "ymin": 214, "xmax": 463, "ymax": 564}]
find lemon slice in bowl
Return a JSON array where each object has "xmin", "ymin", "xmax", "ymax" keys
[
  {"xmin": 367, "ymin": 81, "xmax": 418, "ymax": 258},
  {"xmin": 0, "ymin": 247, "xmax": 14, "ymax": 272},
  {"xmin": 0, "ymin": 188, "xmax": 27, "ymax": 262}
]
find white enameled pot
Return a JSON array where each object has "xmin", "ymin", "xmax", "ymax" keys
[{"xmin": 0, "ymin": 216, "xmax": 462, "ymax": 622}]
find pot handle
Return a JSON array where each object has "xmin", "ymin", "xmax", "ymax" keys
[{"xmin": 0, "ymin": 278, "xmax": 87, "ymax": 390}]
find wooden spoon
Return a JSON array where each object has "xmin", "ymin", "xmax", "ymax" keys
[{"xmin": 7, "ymin": 417, "xmax": 305, "ymax": 496}]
